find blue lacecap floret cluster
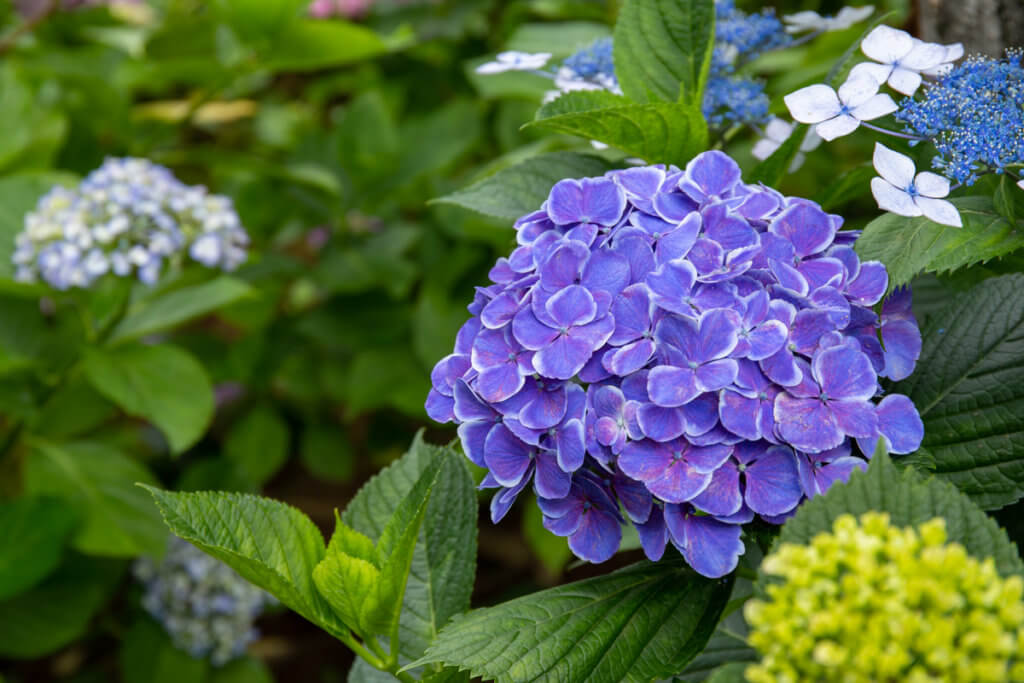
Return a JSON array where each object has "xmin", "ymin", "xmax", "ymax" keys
[
  {"xmin": 896, "ymin": 50, "xmax": 1024, "ymax": 185},
  {"xmin": 134, "ymin": 537, "xmax": 276, "ymax": 666},
  {"xmin": 427, "ymin": 150, "xmax": 925, "ymax": 578},
  {"xmin": 13, "ymin": 157, "xmax": 249, "ymax": 290}
]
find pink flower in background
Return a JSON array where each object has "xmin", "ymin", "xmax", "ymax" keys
[{"xmin": 309, "ymin": 0, "xmax": 373, "ymax": 19}]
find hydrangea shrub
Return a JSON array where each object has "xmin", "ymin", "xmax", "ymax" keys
[{"xmin": 426, "ymin": 150, "xmax": 924, "ymax": 577}]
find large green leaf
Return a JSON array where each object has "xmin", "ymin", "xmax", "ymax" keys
[
  {"xmin": 264, "ymin": 19, "xmax": 394, "ymax": 72},
  {"xmin": 341, "ymin": 435, "xmax": 477, "ymax": 668},
  {"xmin": 0, "ymin": 496, "xmax": 78, "ymax": 600},
  {"xmin": 120, "ymin": 617, "xmax": 210, "ymax": 683},
  {"xmin": 82, "ymin": 343, "xmax": 214, "ymax": 454},
  {"xmin": 527, "ymin": 91, "xmax": 707, "ymax": 165},
  {"xmin": 0, "ymin": 555, "xmax": 123, "ymax": 658},
  {"xmin": 894, "ymin": 274, "xmax": 1024, "ymax": 509},
  {"xmin": 411, "ymin": 559, "xmax": 732, "ymax": 683},
  {"xmin": 145, "ymin": 487, "xmax": 348, "ymax": 639},
  {"xmin": 431, "ymin": 152, "xmax": 614, "ymax": 221},
  {"xmin": 612, "ymin": 0, "xmax": 715, "ymax": 104},
  {"xmin": 24, "ymin": 441, "xmax": 165, "ymax": 557},
  {"xmin": 506, "ymin": 22, "xmax": 612, "ymax": 56},
  {"xmin": 854, "ymin": 196, "xmax": 1024, "ymax": 291},
  {"xmin": 108, "ymin": 276, "xmax": 253, "ymax": 344},
  {"xmin": 774, "ymin": 452, "xmax": 1024, "ymax": 578}
]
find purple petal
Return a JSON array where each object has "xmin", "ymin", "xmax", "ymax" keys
[
  {"xmin": 685, "ymin": 443, "xmax": 733, "ymax": 472},
  {"xmin": 696, "ymin": 359, "xmax": 739, "ymax": 392},
  {"xmin": 603, "ymin": 339, "xmax": 656, "ymax": 376},
  {"xmin": 512, "ymin": 308, "xmax": 558, "ymax": 351},
  {"xmin": 774, "ymin": 393, "xmax": 844, "ymax": 453},
  {"xmin": 453, "ymin": 379, "xmax": 495, "ymax": 421},
  {"xmin": 614, "ymin": 473, "xmax": 653, "ymax": 523},
  {"xmin": 583, "ymin": 250, "xmax": 631, "ymax": 297},
  {"xmin": 637, "ymin": 404, "xmax": 687, "ymax": 442},
  {"xmin": 533, "ymin": 335, "xmax": 594, "ymax": 380},
  {"xmin": 619, "ymin": 439, "xmax": 673, "ymax": 483},
  {"xmin": 491, "ymin": 477, "xmax": 530, "ymax": 523},
  {"xmin": 615, "ymin": 166, "xmax": 665, "ymax": 198},
  {"xmin": 609, "ymin": 284, "xmax": 651, "ymax": 344},
  {"xmin": 679, "ymin": 151, "xmax": 742, "ymax": 203},
  {"xmin": 881, "ymin": 319, "xmax": 922, "ymax": 381},
  {"xmin": 875, "ymin": 393, "xmax": 923, "ymax": 454},
  {"xmin": 703, "ymin": 205, "xmax": 758, "ymax": 250},
  {"xmin": 476, "ymin": 363, "xmax": 526, "ymax": 403},
  {"xmin": 635, "ymin": 506, "xmax": 668, "ymax": 561},
  {"xmin": 648, "ymin": 460, "xmax": 712, "ymax": 503},
  {"xmin": 695, "ymin": 308, "xmax": 741, "ymax": 361},
  {"xmin": 613, "ymin": 234, "xmax": 656, "ymax": 283},
  {"xmin": 682, "ymin": 393, "xmax": 720, "ymax": 437},
  {"xmin": 653, "ymin": 190, "xmax": 698, "ymax": 222},
  {"xmin": 690, "ymin": 463, "xmax": 742, "ymax": 516},
  {"xmin": 798, "ymin": 258, "xmax": 846, "ymax": 291},
  {"xmin": 425, "ymin": 388, "xmax": 455, "ymax": 423},
  {"xmin": 569, "ymin": 508, "xmax": 622, "ymax": 563},
  {"xmin": 830, "ymin": 399, "xmax": 879, "ymax": 439},
  {"xmin": 557, "ymin": 419, "xmax": 587, "ymax": 470},
  {"xmin": 570, "ymin": 314, "xmax": 615, "ymax": 351},
  {"xmin": 483, "ymin": 425, "xmax": 533, "ymax": 486},
  {"xmin": 846, "ymin": 261, "xmax": 888, "ymax": 306},
  {"xmin": 719, "ymin": 391, "xmax": 761, "ymax": 440},
  {"xmin": 546, "ymin": 285, "xmax": 597, "ymax": 327},
  {"xmin": 481, "ymin": 291, "xmax": 524, "ymax": 329},
  {"xmin": 688, "ymin": 238, "xmax": 725, "ymax": 276},
  {"xmin": 744, "ymin": 447, "xmax": 802, "ymax": 516},
  {"xmin": 769, "ymin": 259, "xmax": 809, "ymax": 296},
  {"xmin": 656, "ymin": 213, "xmax": 702, "ymax": 263},
  {"xmin": 648, "ymin": 366, "xmax": 701, "ymax": 407},
  {"xmin": 759, "ymin": 348, "xmax": 802, "ymax": 386},
  {"xmin": 539, "ymin": 241, "xmax": 588, "ymax": 291},
  {"xmin": 646, "ymin": 261, "xmax": 698, "ymax": 315},
  {"xmin": 814, "ymin": 346, "xmax": 877, "ymax": 401},
  {"xmin": 769, "ymin": 203, "xmax": 836, "ymax": 258},
  {"xmin": 535, "ymin": 451, "xmax": 572, "ymax": 499},
  {"xmin": 745, "ymin": 320, "xmax": 788, "ymax": 360},
  {"xmin": 519, "ymin": 386, "xmax": 568, "ymax": 430},
  {"xmin": 790, "ymin": 309, "xmax": 835, "ymax": 355},
  {"xmin": 458, "ymin": 421, "xmax": 495, "ymax": 467}
]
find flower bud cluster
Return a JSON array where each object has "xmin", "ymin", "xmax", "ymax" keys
[
  {"xmin": 13, "ymin": 157, "xmax": 248, "ymax": 290},
  {"xmin": 134, "ymin": 537, "xmax": 275, "ymax": 666},
  {"xmin": 746, "ymin": 512, "xmax": 1024, "ymax": 683},
  {"xmin": 427, "ymin": 150, "xmax": 924, "ymax": 577}
]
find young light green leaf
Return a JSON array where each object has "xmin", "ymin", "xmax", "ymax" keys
[
  {"xmin": 0, "ymin": 497, "xmax": 78, "ymax": 600},
  {"xmin": 431, "ymin": 152, "xmax": 614, "ymax": 220},
  {"xmin": 410, "ymin": 559, "xmax": 733, "ymax": 683},
  {"xmin": 894, "ymin": 273, "xmax": 1024, "ymax": 509},
  {"xmin": 612, "ymin": 0, "xmax": 716, "ymax": 104},
  {"xmin": 224, "ymin": 404, "xmax": 290, "ymax": 487},
  {"xmin": 25, "ymin": 441, "xmax": 165, "ymax": 557},
  {"xmin": 773, "ymin": 451, "xmax": 1024, "ymax": 578},
  {"xmin": 342, "ymin": 434, "xmax": 477, "ymax": 666},
  {"xmin": 0, "ymin": 556, "xmax": 123, "ymax": 658},
  {"xmin": 82, "ymin": 343, "xmax": 214, "ymax": 454},
  {"xmin": 108, "ymin": 276, "xmax": 253, "ymax": 344},
  {"xmin": 854, "ymin": 196, "xmax": 1024, "ymax": 290},
  {"xmin": 315, "ymin": 451, "xmax": 444, "ymax": 641},
  {"xmin": 527, "ymin": 92, "xmax": 708, "ymax": 165},
  {"xmin": 144, "ymin": 487, "xmax": 349, "ymax": 639}
]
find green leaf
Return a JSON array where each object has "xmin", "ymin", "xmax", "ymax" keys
[
  {"xmin": 210, "ymin": 657, "xmax": 275, "ymax": 683},
  {"xmin": 0, "ymin": 555, "xmax": 123, "ymax": 658},
  {"xmin": 612, "ymin": 0, "xmax": 716, "ymax": 104},
  {"xmin": 300, "ymin": 425, "xmax": 354, "ymax": 483},
  {"xmin": 224, "ymin": 404, "xmax": 290, "ymax": 487},
  {"xmin": 527, "ymin": 91, "xmax": 708, "ymax": 165},
  {"xmin": 431, "ymin": 151, "xmax": 614, "ymax": 221},
  {"xmin": 895, "ymin": 273, "xmax": 1024, "ymax": 509},
  {"xmin": 120, "ymin": 617, "xmax": 210, "ymax": 683},
  {"xmin": 144, "ymin": 487, "xmax": 348, "ymax": 639},
  {"xmin": 993, "ymin": 173, "xmax": 1024, "ymax": 224},
  {"xmin": 108, "ymin": 276, "xmax": 253, "ymax": 344},
  {"xmin": 264, "ymin": 19, "xmax": 392, "ymax": 72},
  {"xmin": 82, "ymin": 343, "xmax": 214, "ymax": 454},
  {"xmin": 675, "ymin": 631, "xmax": 756, "ymax": 682},
  {"xmin": 410, "ymin": 559, "xmax": 732, "ymax": 683},
  {"xmin": 854, "ymin": 196, "xmax": 1024, "ymax": 290},
  {"xmin": 0, "ymin": 497, "xmax": 78, "ymax": 600},
  {"xmin": 704, "ymin": 662, "xmax": 749, "ymax": 683},
  {"xmin": 813, "ymin": 162, "xmax": 875, "ymax": 211},
  {"xmin": 346, "ymin": 347, "xmax": 430, "ymax": 418},
  {"xmin": 24, "ymin": 441, "xmax": 166, "ymax": 557},
  {"xmin": 522, "ymin": 497, "xmax": 571, "ymax": 576},
  {"xmin": 506, "ymin": 21, "xmax": 612, "ymax": 57},
  {"xmin": 773, "ymin": 452, "xmax": 1024, "ymax": 578},
  {"xmin": 342, "ymin": 434, "xmax": 477, "ymax": 665}
]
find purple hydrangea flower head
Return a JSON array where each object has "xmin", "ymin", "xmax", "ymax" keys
[{"xmin": 426, "ymin": 150, "xmax": 924, "ymax": 578}]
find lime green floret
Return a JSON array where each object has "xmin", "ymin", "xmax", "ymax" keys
[{"xmin": 745, "ymin": 512, "xmax": 1024, "ymax": 683}]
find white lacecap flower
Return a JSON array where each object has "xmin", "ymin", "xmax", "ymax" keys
[
  {"xmin": 783, "ymin": 5, "xmax": 874, "ymax": 34},
  {"xmin": 850, "ymin": 26, "xmax": 960, "ymax": 95},
  {"xmin": 751, "ymin": 117, "xmax": 823, "ymax": 171},
  {"xmin": 1017, "ymin": 179, "xmax": 1024, "ymax": 191},
  {"xmin": 476, "ymin": 51, "xmax": 552, "ymax": 75},
  {"xmin": 784, "ymin": 75, "xmax": 897, "ymax": 141},
  {"xmin": 919, "ymin": 42, "xmax": 965, "ymax": 77},
  {"xmin": 870, "ymin": 142, "xmax": 962, "ymax": 227}
]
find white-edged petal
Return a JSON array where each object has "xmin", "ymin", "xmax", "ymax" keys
[
  {"xmin": 901, "ymin": 40, "xmax": 948, "ymax": 70},
  {"xmin": 920, "ymin": 43, "xmax": 965, "ymax": 76},
  {"xmin": 816, "ymin": 114, "xmax": 860, "ymax": 141},
  {"xmin": 752, "ymin": 138, "xmax": 781, "ymax": 161},
  {"xmin": 1018, "ymin": 179, "xmax": 1024, "ymax": 191},
  {"xmin": 873, "ymin": 143, "xmax": 916, "ymax": 187},
  {"xmin": 861, "ymin": 25, "xmax": 914, "ymax": 63},
  {"xmin": 800, "ymin": 128, "xmax": 823, "ymax": 152},
  {"xmin": 850, "ymin": 92, "xmax": 898, "ymax": 120},
  {"xmin": 838, "ymin": 73, "xmax": 883, "ymax": 107},
  {"xmin": 765, "ymin": 117, "xmax": 795, "ymax": 142},
  {"xmin": 788, "ymin": 152, "xmax": 808, "ymax": 173},
  {"xmin": 829, "ymin": 5, "xmax": 873, "ymax": 29},
  {"xmin": 784, "ymin": 84, "xmax": 841, "ymax": 123},
  {"xmin": 871, "ymin": 177, "xmax": 922, "ymax": 216},
  {"xmin": 887, "ymin": 67, "xmax": 923, "ymax": 95},
  {"xmin": 849, "ymin": 61, "xmax": 892, "ymax": 86},
  {"xmin": 916, "ymin": 196, "xmax": 962, "ymax": 227},
  {"xmin": 783, "ymin": 10, "xmax": 824, "ymax": 33},
  {"xmin": 913, "ymin": 172, "xmax": 950, "ymax": 198}
]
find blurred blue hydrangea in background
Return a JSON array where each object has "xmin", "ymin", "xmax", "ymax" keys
[
  {"xmin": 13, "ymin": 157, "xmax": 249, "ymax": 290},
  {"xmin": 134, "ymin": 537, "xmax": 276, "ymax": 666}
]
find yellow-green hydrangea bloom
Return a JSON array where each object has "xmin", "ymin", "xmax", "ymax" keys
[{"xmin": 745, "ymin": 512, "xmax": 1024, "ymax": 683}]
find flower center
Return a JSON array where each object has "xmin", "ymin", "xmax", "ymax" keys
[
  {"xmin": 672, "ymin": 450, "xmax": 685, "ymax": 461},
  {"xmin": 906, "ymin": 182, "xmax": 918, "ymax": 197}
]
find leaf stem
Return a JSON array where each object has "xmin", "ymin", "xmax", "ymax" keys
[{"xmin": 858, "ymin": 121, "xmax": 926, "ymax": 141}]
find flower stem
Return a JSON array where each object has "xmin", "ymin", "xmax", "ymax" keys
[{"xmin": 859, "ymin": 121, "xmax": 927, "ymax": 141}]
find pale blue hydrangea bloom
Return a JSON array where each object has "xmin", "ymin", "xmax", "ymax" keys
[
  {"xmin": 134, "ymin": 537, "xmax": 275, "ymax": 666},
  {"xmin": 13, "ymin": 157, "xmax": 249, "ymax": 290}
]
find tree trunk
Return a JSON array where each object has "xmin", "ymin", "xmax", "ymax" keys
[{"xmin": 917, "ymin": 0, "xmax": 1024, "ymax": 57}]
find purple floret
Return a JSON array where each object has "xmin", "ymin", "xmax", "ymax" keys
[{"xmin": 425, "ymin": 150, "xmax": 925, "ymax": 578}]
